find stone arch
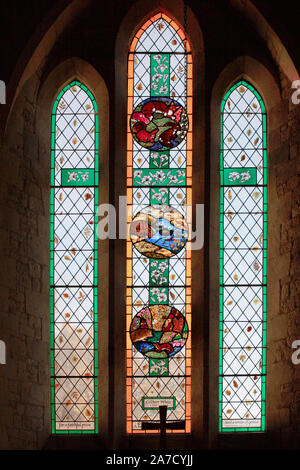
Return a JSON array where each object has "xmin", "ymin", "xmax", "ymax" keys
[
  {"xmin": 229, "ymin": 0, "xmax": 299, "ymax": 82},
  {"xmin": 3, "ymin": 0, "xmax": 298, "ymax": 137},
  {"xmin": 2, "ymin": 1, "xmax": 93, "ymax": 132}
]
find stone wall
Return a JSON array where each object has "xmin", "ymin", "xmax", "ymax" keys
[
  {"xmin": 0, "ymin": 75, "xmax": 50, "ymax": 449},
  {"xmin": 267, "ymin": 71, "xmax": 300, "ymax": 448}
]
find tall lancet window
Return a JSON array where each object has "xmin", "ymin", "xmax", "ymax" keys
[
  {"xmin": 219, "ymin": 81, "xmax": 267, "ymax": 432},
  {"xmin": 126, "ymin": 12, "xmax": 192, "ymax": 433},
  {"xmin": 50, "ymin": 81, "xmax": 99, "ymax": 433}
]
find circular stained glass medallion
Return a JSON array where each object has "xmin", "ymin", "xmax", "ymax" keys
[
  {"xmin": 130, "ymin": 97, "xmax": 188, "ymax": 150},
  {"xmin": 130, "ymin": 205, "xmax": 188, "ymax": 259},
  {"xmin": 130, "ymin": 304, "xmax": 188, "ymax": 359}
]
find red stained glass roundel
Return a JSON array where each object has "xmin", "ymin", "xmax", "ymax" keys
[{"xmin": 130, "ymin": 97, "xmax": 188, "ymax": 150}]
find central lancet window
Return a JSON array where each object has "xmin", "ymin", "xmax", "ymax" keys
[{"xmin": 126, "ymin": 12, "xmax": 192, "ymax": 433}]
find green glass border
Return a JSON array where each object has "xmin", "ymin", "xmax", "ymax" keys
[
  {"xmin": 223, "ymin": 167, "xmax": 257, "ymax": 186},
  {"xmin": 50, "ymin": 80, "xmax": 99, "ymax": 435},
  {"xmin": 219, "ymin": 80, "xmax": 267, "ymax": 433},
  {"xmin": 150, "ymin": 53, "xmax": 170, "ymax": 97},
  {"xmin": 60, "ymin": 168, "xmax": 95, "ymax": 187}
]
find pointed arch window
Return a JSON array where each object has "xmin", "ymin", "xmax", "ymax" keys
[
  {"xmin": 126, "ymin": 12, "xmax": 192, "ymax": 433},
  {"xmin": 219, "ymin": 81, "xmax": 267, "ymax": 432},
  {"xmin": 50, "ymin": 81, "xmax": 99, "ymax": 433}
]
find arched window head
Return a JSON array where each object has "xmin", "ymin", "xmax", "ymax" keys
[
  {"xmin": 126, "ymin": 12, "xmax": 192, "ymax": 434},
  {"xmin": 219, "ymin": 81, "xmax": 267, "ymax": 432},
  {"xmin": 50, "ymin": 81, "xmax": 99, "ymax": 433}
]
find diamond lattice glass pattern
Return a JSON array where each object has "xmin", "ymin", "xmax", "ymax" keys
[
  {"xmin": 127, "ymin": 12, "xmax": 192, "ymax": 434},
  {"xmin": 219, "ymin": 81, "xmax": 267, "ymax": 432},
  {"xmin": 50, "ymin": 81, "xmax": 99, "ymax": 433}
]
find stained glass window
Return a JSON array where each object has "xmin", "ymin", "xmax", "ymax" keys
[
  {"xmin": 50, "ymin": 81, "xmax": 99, "ymax": 433},
  {"xmin": 126, "ymin": 12, "xmax": 192, "ymax": 433},
  {"xmin": 219, "ymin": 81, "xmax": 267, "ymax": 432}
]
